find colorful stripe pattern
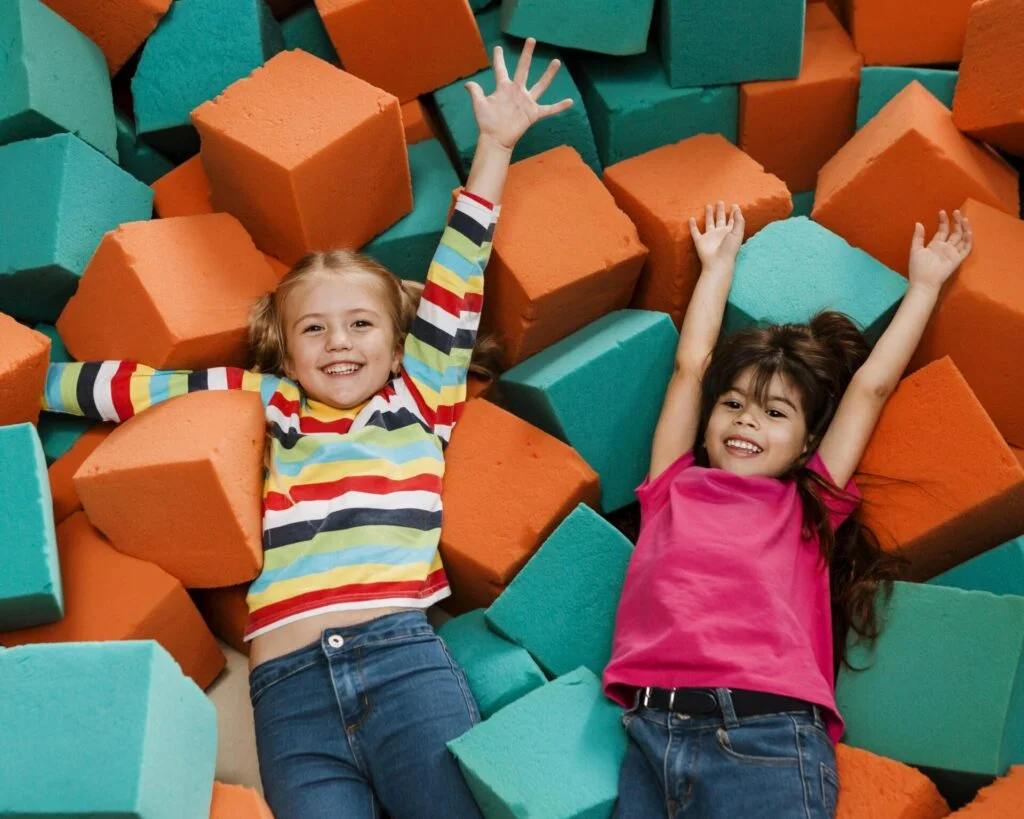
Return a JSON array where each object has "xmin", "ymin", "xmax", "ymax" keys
[{"xmin": 42, "ymin": 193, "xmax": 497, "ymax": 640}]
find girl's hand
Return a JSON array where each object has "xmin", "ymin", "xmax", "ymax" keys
[
  {"xmin": 689, "ymin": 202, "xmax": 745, "ymax": 270},
  {"xmin": 908, "ymin": 210, "xmax": 973, "ymax": 291},
  {"xmin": 464, "ymin": 38, "xmax": 574, "ymax": 153}
]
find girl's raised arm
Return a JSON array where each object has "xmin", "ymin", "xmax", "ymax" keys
[
  {"xmin": 818, "ymin": 210, "xmax": 973, "ymax": 487},
  {"xmin": 649, "ymin": 202, "xmax": 745, "ymax": 480}
]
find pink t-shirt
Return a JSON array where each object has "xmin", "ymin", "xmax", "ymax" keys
[{"xmin": 602, "ymin": 450, "xmax": 859, "ymax": 743}]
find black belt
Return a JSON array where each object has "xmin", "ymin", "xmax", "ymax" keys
[{"xmin": 632, "ymin": 686, "xmax": 815, "ymax": 720}]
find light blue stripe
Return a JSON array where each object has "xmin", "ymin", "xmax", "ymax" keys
[
  {"xmin": 272, "ymin": 436, "xmax": 443, "ymax": 476},
  {"xmin": 401, "ymin": 353, "xmax": 469, "ymax": 394},
  {"xmin": 258, "ymin": 374, "xmax": 281, "ymax": 406},
  {"xmin": 433, "ymin": 243, "xmax": 478, "ymax": 282},
  {"xmin": 148, "ymin": 370, "xmax": 173, "ymax": 407},
  {"xmin": 44, "ymin": 363, "xmax": 68, "ymax": 410},
  {"xmin": 249, "ymin": 543, "xmax": 438, "ymax": 594}
]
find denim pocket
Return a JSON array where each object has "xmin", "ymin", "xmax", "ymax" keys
[
  {"xmin": 713, "ymin": 715, "xmax": 801, "ymax": 765},
  {"xmin": 248, "ymin": 653, "xmax": 321, "ymax": 707}
]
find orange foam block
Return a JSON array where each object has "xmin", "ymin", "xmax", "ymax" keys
[
  {"xmin": 74, "ymin": 390, "xmax": 266, "ymax": 589},
  {"xmin": 439, "ymin": 399, "xmax": 600, "ymax": 614},
  {"xmin": 835, "ymin": 744, "xmax": 950, "ymax": 818},
  {"xmin": 192, "ymin": 49, "xmax": 411, "ymax": 265},
  {"xmin": 949, "ymin": 766, "xmax": 1024, "ymax": 816},
  {"xmin": 603, "ymin": 133, "xmax": 791, "ymax": 328},
  {"xmin": 0, "ymin": 512, "xmax": 225, "ymax": 689},
  {"xmin": 909, "ymin": 199, "xmax": 1024, "ymax": 447},
  {"xmin": 315, "ymin": 0, "xmax": 488, "ymax": 103},
  {"xmin": 48, "ymin": 423, "xmax": 115, "ymax": 524},
  {"xmin": 813, "ymin": 82, "xmax": 1019, "ymax": 276},
  {"xmin": 209, "ymin": 782, "xmax": 273, "ymax": 818},
  {"xmin": 857, "ymin": 357, "xmax": 1024, "ymax": 580},
  {"xmin": 740, "ymin": 4, "xmax": 861, "ymax": 194},
  {"xmin": 56, "ymin": 214, "xmax": 279, "ymax": 370},
  {"xmin": 952, "ymin": 0, "xmax": 1024, "ymax": 158},
  {"xmin": 0, "ymin": 312, "xmax": 49, "ymax": 426},
  {"xmin": 481, "ymin": 146, "xmax": 648, "ymax": 367},
  {"xmin": 844, "ymin": 0, "xmax": 976, "ymax": 66},
  {"xmin": 40, "ymin": 0, "xmax": 172, "ymax": 75},
  {"xmin": 401, "ymin": 99, "xmax": 437, "ymax": 145},
  {"xmin": 191, "ymin": 584, "xmax": 250, "ymax": 656}
]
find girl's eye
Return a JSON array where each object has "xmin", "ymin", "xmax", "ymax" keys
[
  {"xmin": 767, "ymin": 409, "xmax": 786, "ymax": 419},
  {"xmin": 303, "ymin": 324, "xmax": 323, "ymax": 333},
  {"xmin": 353, "ymin": 320, "xmax": 371, "ymax": 328},
  {"xmin": 723, "ymin": 400, "xmax": 741, "ymax": 409}
]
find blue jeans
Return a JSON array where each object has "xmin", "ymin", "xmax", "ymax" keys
[
  {"xmin": 249, "ymin": 610, "xmax": 483, "ymax": 819},
  {"xmin": 613, "ymin": 688, "xmax": 839, "ymax": 819}
]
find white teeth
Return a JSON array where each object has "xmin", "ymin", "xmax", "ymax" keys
[
  {"xmin": 324, "ymin": 364, "xmax": 360, "ymax": 375},
  {"xmin": 726, "ymin": 438, "xmax": 762, "ymax": 453}
]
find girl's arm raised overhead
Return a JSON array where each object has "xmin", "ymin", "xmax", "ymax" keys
[
  {"xmin": 818, "ymin": 209, "xmax": 973, "ymax": 487},
  {"xmin": 649, "ymin": 202, "xmax": 745, "ymax": 480}
]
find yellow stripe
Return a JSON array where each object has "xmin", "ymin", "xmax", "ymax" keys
[
  {"xmin": 265, "ymin": 455, "xmax": 444, "ymax": 494},
  {"xmin": 247, "ymin": 561, "xmax": 435, "ymax": 609},
  {"xmin": 129, "ymin": 365, "xmax": 156, "ymax": 414},
  {"xmin": 242, "ymin": 370, "xmax": 265, "ymax": 393}
]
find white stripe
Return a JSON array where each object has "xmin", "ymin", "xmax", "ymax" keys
[
  {"xmin": 416, "ymin": 298, "xmax": 461, "ymax": 337},
  {"xmin": 455, "ymin": 194, "xmax": 494, "ymax": 228},
  {"xmin": 92, "ymin": 361, "xmax": 122, "ymax": 422},
  {"xmin": 207, "ymin": 368, "xmax": 228, "ymax": 391},
  {"xmin": 263, "ymin": 489, "xmax": 442, "ymax": 530},
  {"xmin": 266, "ymin": 401, "xmax": 301, "ymax": 433}
]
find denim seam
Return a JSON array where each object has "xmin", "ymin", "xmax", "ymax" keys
[
  {"xmin": 436, "ymin": 636, "xmax": 481, "ymax": 725},
  {"xmin": 793, "ymin": 715, "xmax": 814, "ymax": 819},
  {"xmin": 249, "ymin": 657, "xmax": 323, "ymax": 705},
  {"xmin": 328, "ymin": 650, "xmax": 373, "ymax": 777},
  {"xmin": 342, "ymin": 647, "xmax": 375, "ymax": 735},
  {"xmin": 662, "ymin": 717, "xmax": 675, "ymax": 818}
]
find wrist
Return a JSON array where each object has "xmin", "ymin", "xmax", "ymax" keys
[
  {"xmin": 906, "ymin": 280, "xmax": 942, "ymax": 299},
  {"xmin": 701, "ymin": 261, "xmax": 734, "ymax": 276},
  {"xmin": 476, "ymin": 135, "xmax": 515, "ymax": 156}
]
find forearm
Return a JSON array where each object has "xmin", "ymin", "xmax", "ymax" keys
[
  {"xmin": 855, "ymin": 283, "xmax": 940, "ymax": 395},
  {"xmin": 675, "ymin": 262, "xmax": 734, "ymax": 372},
  {"xmin": 464, "ymin": 136, "xmax": 513, "ymax": 206}
]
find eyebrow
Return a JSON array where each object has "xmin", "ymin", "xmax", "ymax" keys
[{"xmin": 726, "ymin": 386, "xmax": 798, "ymax": 411}]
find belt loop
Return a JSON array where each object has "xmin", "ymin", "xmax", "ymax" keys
[{"xmin": 716, "ymin": 688, "xmax": 740, "ymax": 728}]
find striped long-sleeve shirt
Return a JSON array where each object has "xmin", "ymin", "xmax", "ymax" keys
[{"xmin": 42, "ymin": 192, "xmax": 497, "ymax": 640}]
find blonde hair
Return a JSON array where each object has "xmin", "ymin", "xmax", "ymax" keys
[{"xmin": 248, "ymin": 249, "xmax": 503, "ymax": 382}]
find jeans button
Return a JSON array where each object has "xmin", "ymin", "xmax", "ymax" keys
[{"xmin": 327, "ymin": 634, "xmax": 344, "ymax": 648}]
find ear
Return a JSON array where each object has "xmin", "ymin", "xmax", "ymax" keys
[
  {"xmin": 390, "ymin": 344, "xmax": 403, "ymax": 377},
  {"xmin": 282, "ymin": 354, "xmax": 296, "ymax": 382}
]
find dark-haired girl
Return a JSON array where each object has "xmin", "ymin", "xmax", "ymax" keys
[{"xmin": 605, "ymin": 203, "xmax": 973, "ymax": 818}]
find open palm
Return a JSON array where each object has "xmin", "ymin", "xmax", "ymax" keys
[
  {"xmin": 908, "ymin": 210, "xmax": 973, "ymax": 290},
  {"xmin": 689, "ymin": 202, "xmax": 745, "ymax": 269},
  {"xmin": 464, "ymin": 38, "xmax": 574, "ymax": 151}
]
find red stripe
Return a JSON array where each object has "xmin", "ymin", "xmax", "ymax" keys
[
  {"xmin": 460, "ymin": 191, "xmax": 494, "ymax": 209},
  {"xmin": 464, "ymin": 292, "xmax": 483, "ymax": 312},
  {"xmin": 226, "ymin": 367, "xmax": 245, "ymax": 390},
  {"xmin": 300, "ymin": 415, "xmax": 354, "ymax": 434},
  {"xmin": 423, "ymin": 279, "xmax": 462, "ymax": 319},
  {"xmin": 263, "ymin": 473, "xmax": 442, "ymax": 510},
  {"xmin": 399, "ymin": 364, "xmax": 436, "ymax": 427},
  {"xmin": 269, "ymin": 390, "xmax": 300, "ymax": 418},
  {"xmin": 109, "ymin": 361, "xmax": 139, "ymax": 421}
]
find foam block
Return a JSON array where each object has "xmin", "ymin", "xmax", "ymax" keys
[
  {"xmin": 47, "ymin": 423, "xmax": 115, "ymax": 524},
  {"xmin": 0, "ymin": 313, "xmax": 50, "ymax": 426},
  {"xmin": 486, "ymin": 504, "xmax": 632, "ymax": 679},
  {"xmin": 191, "ymin": 584, "xmax": 250, "ymax": 656},
  {"xmin": 132, "ymin": 0, "xmax": 285, "ymax": 157},
  {"xmin": 660, "ymin": 0, "xmax": 804, "ymax": 87},
  {"xmin": 576, "ymin": 48, "xmax": 738, "ymax": 168},
  {"xmin": 953, "ymin": 0, "xmax": 1024, "ymax": 158},
  {"xmin": 0, "ymin": 134, "xmax": 154, "ymax": 323},
  {"xmin": 0, "ymin": 0, "xmax": 117, "ymax": 159},
  {"xmin": 447, "ymin": 667, "xmax": 627, "ymax": 818},
  {"xmin": 437, "ymin": 609, "xmax": 547, "ymax": 719},
  {"xmin": 792, "ymin": 190, "xmax": 815, "ymax": 217},
  {"xmin": 264, "ymin": 0, "xmax": 305, "ymax": 16},
  {"xmin": 363, "ymin": 140, "xmax": 461, "ymax": 282},
  {"xmin": 0, "ymin": 512, "xmax": 226, "ymax": 689},
  {"xmin": 401, "ymin": 99, "xmax": 437, "ymax": 145},
  {"xmin": 32, "ymin": 323, "xmax": 94, "ymax": 463},
  {"xmin": 0, "ymin": 641, "xmax": 216, "ymax": 817},
  {"xmin": 56, "ymin": 214, "xmax": 279, "ymax": 369},
  {"xmin": 812, "ymin": 82, "xmax": 1020, "ymax": 276},
  {"xmin": 950, "ymin": 767, "xmax": 1024, "ymax": 816},
  {"xmin": 845, "ymin": 0, "xmax": 976, "ymax": 66},
  {"xmin": 500, "ymin": 0, "xmax": 654, "ymax": 56},
  {"xmin": 739, "ymin": 4, "xmax": 861, "ymax": 194},
  {"xmin": 73, "ymin": 390, "xmax": 265, "ymax": 589},
  {"xmin": 433, "ymin": 9, "xmax": 600, "ymax": 177},
  {"xmin": 500, "ymin": 310, "xmax": 677, "ymax": 513},
  {"xmin": 439, "ymin": 398, "xmax": 600, "ymax": 613},
  {"xmin": 929, "ymin": 536, "xmax": 1024, "ymax": 598},
  {"xmin": 0, "ymin": 423, "xmax": 62, "ymax": 631},
  {"xmin": 315, "ymin": 0, "xmax": 488, "ymax": 103},
  {"xmin": 480, "ymin": 146, "xmax": 647, "ymax": 367},
  {"xmin": 909, "ymin": 199, "xmax": 1024, "ymax": 446},
  {"xmin": 192, "ymin": 49, "xmax": 411, "ymax": 265},
  {"xmin": 39, "ymin": 0, "xmax": 173, "ymax": 75},
  {"xmin": 281, "ymin": 3, "xmax": 339, "ymax": 66},
  {"xmin": 857, "ymin": 357, "xmax": 1024, "ymax": 580},
  {"xmin": 603, "ymin": 133, "xmax": 791, "ymax": 328},
  {"xmin": 115, "ymin": 109, "xmax": 175, "ymax": 184},
  {"xmin": 858, "ymin": 67, "xmax": 959, "ymax": 130},
  {"xmin": 726, "ymin": 216, "xmax": 907, "ymax": 343},
  {"xmin": 836, "ymin": 581, "xmax": 1024, "ymax": 777},
  {"xmin": 209, "ymin": 782, "xmax": 273, "ymax": 818},
  {"xmin": 834, "ymin": 744, "xmax": 951, "ymax": 819}
]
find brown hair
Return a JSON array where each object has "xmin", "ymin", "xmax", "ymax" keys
[
  {"xmin": 247, "ymin": 249, "xmax": 503, "ymax": 382},
  {"xmin": 694, "ymin": 311, "xmax": 906, "ymax": 676}
]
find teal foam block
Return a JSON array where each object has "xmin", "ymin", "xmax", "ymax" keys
[
  {"xmin": 486, "ymin": 504, "xmax": 632, "ymax": 679},
  {"xmin": 448, "ymin": 667, "xmax": 627, "ymax": 819},
  {"xmin": 660, "ymin": 0, "xmax": 804, "ymax": 88},
  {"xmin": 281, "ymin": 4, "xmax": 340, "ymax": 66},
  {"xmin": 857, "ymin": 68, "xmax": 958, "ymax": 130},
  {"xmin": 0, "ymin": 134, "xmax": 154, "ymax": 323},
  {"xmin": 363, "ymin": 139, "xmax": 460, "ymax": 282},
  {"xmin": 725, "ymin": 216, "xmax": 907, "ymax": 344},
  {"xmin": 115, "ymin": 110, "xmax": 176, "ymax": 185},
  {"xmin": 791, "ymin": 190, "xmax": 815, "ymax": 217},
  {"xmin": 132, "ymin": 0, "xmax": 285, "ymax": 157},
  {"xmin": 433, "ymin": 8, "xmax": 600, "ymax": 176},
  {"xmin": 836, "ymin": 581, "xmax": 1024, "ymax": 777},
  {"xmin": 471, "ymin": 0, "xmax": 494, "ymax": 9},
  {"xmin": 576, "ymin": 48, "xmax": 738, "ymax": 167},
  {"xmin": 0, "ymin": 423, "xmax": 62, "ymax": 630},
  {"xmin": 500, "ymin": 310, "xmax": 677, "ymax": 512},
  {"xmin": 33, "ymin": 323, "xmax": 94, "ymax": 462},
  {"xmin": 0, "ymin": 0, "xmax": 117, "ymax": 161},
  {"xmin": 438, "ymin": 609, "xmax": 547, "ymax": 718},
  {"xmin": 500, "ymin": 0, "xmax": 654, "ymax": 56},
  {"xmin": 929, "ymin": 536, "xmax": 1024, "ymax": 597},
  {"xmin": 0, "ymin": 641, "xmax": 217, "ymax": 817}
]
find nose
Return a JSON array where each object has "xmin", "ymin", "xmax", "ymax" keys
[
  {"xmin": 734, "ymin": 409, "xmax": 758, "ymax": 428},
  {"xmin": 325, "ymin": 327, "xmax": 352, "ymax": 351}
]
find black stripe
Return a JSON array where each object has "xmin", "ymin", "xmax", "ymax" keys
[
  {"xmin": 365, "ymin": 406, "xmax": 431, "ymax": 434},
  {"xmin": 75, "ymin": 362, "xmax": 102, "ymax": 419},
  {"xmin": 264, "ymin": 507, "xmax": 443, "ymax": 551},
  {"xmin": 449, "ymin": 208, "xmax": 487, "ymax": 246},
  {"xmin": 410, "ymin": 316, "xmax": 456, "ymax": 357},
  {"xmin": 483, "ymin": 220, "xmax": 495, "ymax": 244},
  {"xmin": 187, "ymin": 370, "xmax": 208, "ymax": 393}
]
